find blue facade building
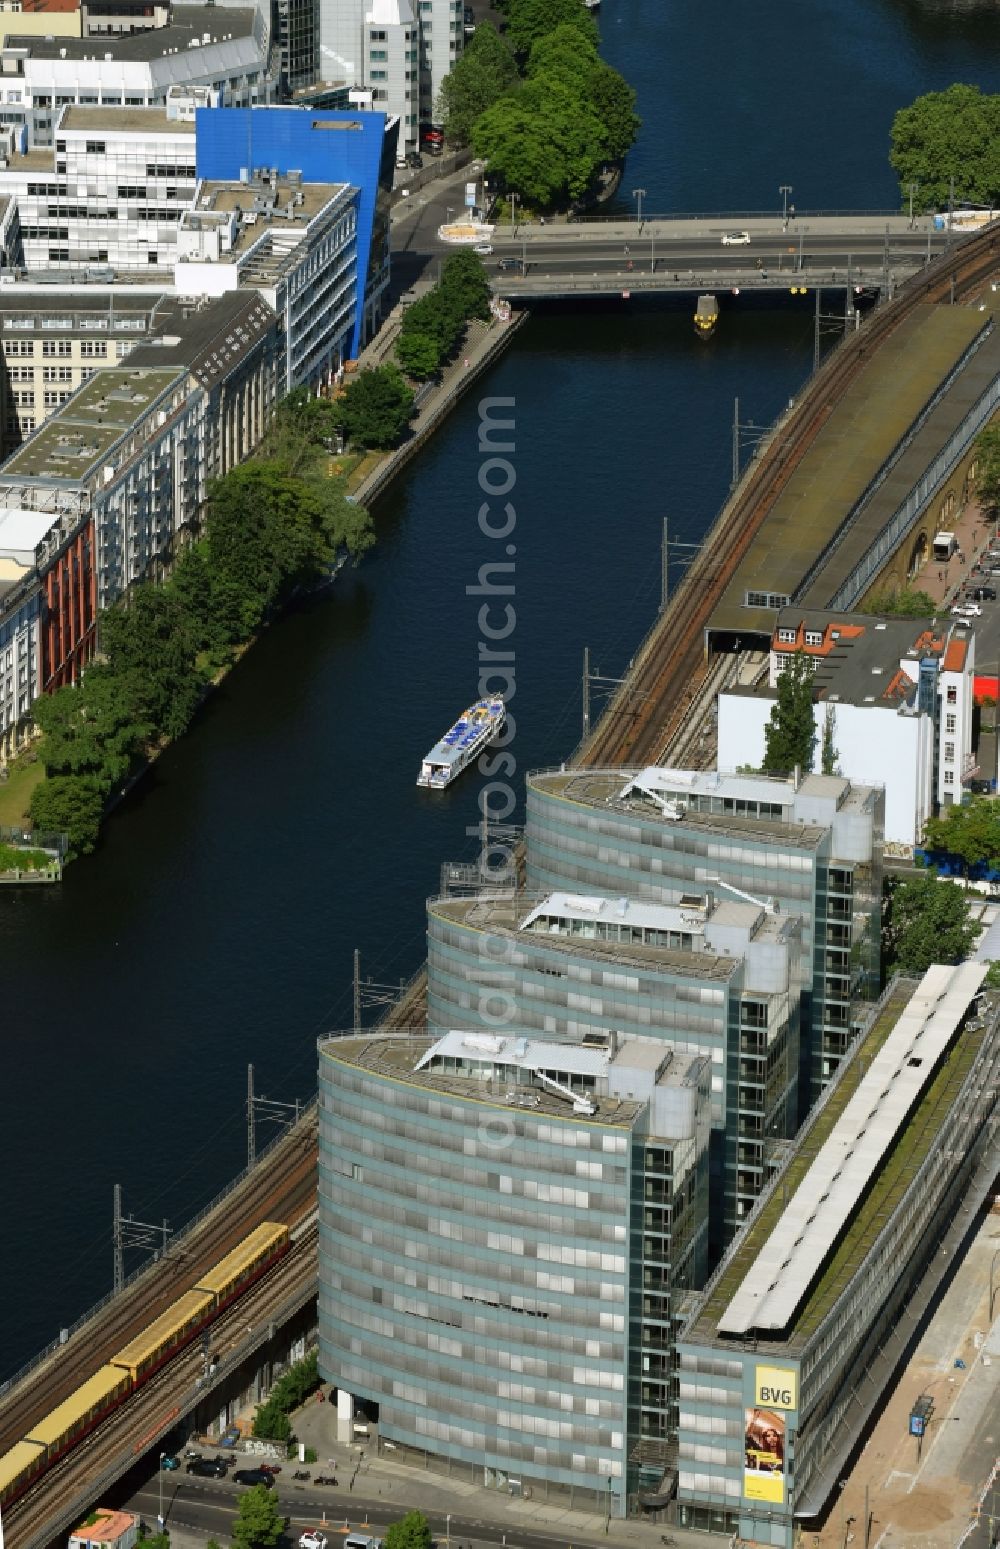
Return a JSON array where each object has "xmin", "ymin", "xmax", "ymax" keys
[{"xmin": 194, "ymin": 107, "xmax": 397, "ymax": 356}]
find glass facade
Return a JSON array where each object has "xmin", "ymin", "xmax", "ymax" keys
[
  {"xmin": 317, "ymin": 1032, "xmax": 711, "ymax": 1512},
  {"xmin": 525, "ymin": 770, "xmax": 883, "ymax": 1105}
]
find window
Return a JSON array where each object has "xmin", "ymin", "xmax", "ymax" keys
[
  {"xmin": 944, "ymin": 771, "xmax": 955, "ymax": 786},
  {"xmin": 944, "ymin": 742, "xmax": 955, "ymax": 761},
  {"xmin": 2, "ymin": 340, "xmax": 33, "ymax": 356},
  {"xmin": 42, "ymin": 365, "xmax": 72, "ymax": 382},
  {"xmin": 369, "ymin": 69, "xmax": 386, "ymax": 78},
  {"xmin": 947, "ymin": 686, "xmax": 957, "ymax": 705},
  {"xmin": 776, "ymin": 628, "xmax": 796, "ymax": 644},
  {"xmin": 369, "ymin": 48, "xmax": 387, "ymax": 59},
  {"xmin": 41, "ymin": 340, "xmax": 71, "ymax": 357},
  {"xmin": 804, "ymin": 630, "xmax": 823, "ymax": 646},
  {"xmin": 80, "ymin": 340, "xmax": 106, "ymax": 357},
  {"xmin": 43, "ymin": 389, "xmax": 70, "ymax": 407},
  {"xmin": 946, "ymin": 713, "xmax": 957, "ymax": 733},
  {"xmin": 84, "ymin": 139, "xmax": 105, "ymax": 153}
]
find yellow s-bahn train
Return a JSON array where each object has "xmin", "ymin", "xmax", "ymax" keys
[{"xmin": 0, "ymin": 1221, "xmax": 289, "ymax": 1508}]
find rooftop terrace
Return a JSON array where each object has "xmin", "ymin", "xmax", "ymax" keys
[
  {"xmin": 685, "ymin": 976, "xmax": 990, "ymax": 1353},
  {"xmin": 319, "ymin": 1030, "xmax": 646, "ymax": 1129}
]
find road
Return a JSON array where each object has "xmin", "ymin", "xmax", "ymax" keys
[{"xmin": 126, "ymin": 1472, "xmax": 702, "ymax": 1549}]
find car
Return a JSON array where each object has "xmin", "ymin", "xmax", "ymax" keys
[
  {"xmin": 407, "ymin": 152, "xmax": 423, "ymax": 169},
  {"xmin": 497, "ymin": 257, "xmax": 522, "ymax": 272},
  {"xmin": 220, "ymin": 1428, "xmax": 241, "ymax": 1448},
  {"xmin": 721, "ymin": 230, "xmax": 751, "ymax": 246},
  {"xmin": 233, "ymin": 1469, "xmax": 274, "ymax": 1488},
  {"xmin": 300, "ymin": 1534, "xmax": 329, "ymax": 1549},
  {"xmin": 982, "ymin": 586, "xmax": 998, "ymax": 600},
  {"xmin": 473, "ymin": 242, "xmax": 492, "ymax": 255},
  {"xmin": 186, "ymin": 1457, "xmax": 228, "ymax": 1478},
  {"xmin": 161, "ymin": 1456, "xmax": 181, "ymax": 1472},
  {"xmin": 951, "ymin": 603, "xmax": 981, "ymax": 617}
]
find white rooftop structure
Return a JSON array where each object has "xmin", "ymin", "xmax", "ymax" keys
[
  {"xmin": 0, "ymin": 506, "xmax": 56, "ymax": 562},
  {"xmin": 415, "ymin": 1031, "xmax": 611, "ymax": 1082},
  {"xmin": 518, "ymin": 890, "xmax": 719, "ymax": 937},
  {"xmin": 718, "ymin": 960, "xmax": 987, "ymax": 1335}
]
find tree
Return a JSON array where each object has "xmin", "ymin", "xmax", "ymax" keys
[
  {"xmin": 502, "ymin": 0, "xmax": 597, "ymax": 57},
  {"xmin": 982, "ymin": 959, "xmax": 1000, "ymax": 989},
  {"xmin": 820, "ymin": 703, "xmax": 838, "ymax": 776},
  {"xmin": 882, "ymin": 871, "xmax": 979, "ymax": 976},
  {"xmin": 232, "ymin": 1484, "xmax": 285, "ymax": 1549},
  {"xmin": 524, "ymin": 23, "xmax": 598, "ymax": 91},
  {"xmin": 923, "ymin": 795, "xmax": 1000, "ymax": 877},
  {"xmin": 589, "ymin": 59, "xmax": 641, "ymax": 163},
  {"xmin": 863, "ymin": 587, "xmax": 938, "ymax": 617},
  {"xmin": 440, "ymin": 250, "xmax": 493, "ymax": 322},
  {"xmin": 29, "ymin": 773, "xmax": 106, "ymax": 857},
  {"xmin": 32, "ymin": 667, "xmax": 149, "ymax": 785},
  {"xmin": 974, "ymin": 423, "xmax": 1000, "ymax": 512},
  {"xmin": 252, "ymin": 1399, "xmax": 292, "ymax": 1442},
  {"xmin": 889, "ymin": 83, "xmax": 1000, "ymax": 213},
  {"xmin": 437, "ymin": 23, "xmax": 519, "ymax": 146},
  {"xmin": 332, "ymin": 365, "xmax": 415, "ymax": 450},
  {"xmin": 385, "ymin": 1512, "xmax": 432, "ymax": 1549},
  {"xmin": 473, "ymin": 76, "xmax": 607, "ymax": 207},
  {"xmin": 100, "ymin": 584, "xmax": 205, "ymax": 741},
  {"xmin": 762, "ymin": 654, "xmax": 816, "ymax": 775},
  {"xmin": 396, "ymin": 325, "xmax": 446, "ymax": 381}
]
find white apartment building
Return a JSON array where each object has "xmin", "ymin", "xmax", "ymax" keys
[
  {"xmin": 0, "ymin": 504, "xmax": 43, "ymax": 757},
  {"xmin": 318, "ymin": 0, "xmax": 460, "ymax": 154},
  {"xmin": 175, "ymin": 172, "xmax": 359, "ymax": 392},
  {"xmin": 0, "ymin": 4, "xmax": 275, "ymax": 148},
  {"xmin": 717, "ymin": 609, "xmax": 976, "ymax": 848},
  {"xmin": 0, "ymin": 104, "xmax": 197, "ymax": 271}
]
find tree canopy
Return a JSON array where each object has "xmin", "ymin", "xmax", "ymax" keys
[
  {"xmin": 473, "ymin": 76, "xmax": 608, "ymax": 206},
  {"xmin": 232, "ymin": 1484, "xmax": 285, "ymax": 1549},
  {"xmin": 396, "ymin": 251, "xmax": 493, "ymax": 381},
  {"xmin": 923, "ymin": 795, "xmax": 1000, "ymax": 877},
  {"xmin": 762, "ymin": 654, "xmax": 816, "ymax": 775},
  {"xmin": 882, "ymin": 871, "xmax": 979, "ymax": 976},
  {"xmin": 384, "ymin": 1512, "xmax": 433, "ymax": 1549},
  {"xmin": 437, "ymin": 23, "xmax": 519, "ymax": 146},
  {"xmin": 889, "ymin": 83, "xmax": 1000, "ymax": 213},
  {"xmin": 863, "ymin": 587, "xmax": 939, "ymax": 618},
  {"xmin": 975, "ymin": 423, "xmax": 1000, "ymax": 512},
  {"xmin": 333, "ymin": 365, "xmax": 415, "ymax": 449},
  {"xmin": 502, "ymin": 0, "xmax": 597, "ymax": 57}
]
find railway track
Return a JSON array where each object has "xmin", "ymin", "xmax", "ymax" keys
[
  {"xmin": 576, "ymin": 225, "xmax": 1000, "ymax": 771},
  {"xmin": 7, "ymin": 1223, "xmax": 320, "ymax": 1549},
  {"xmin": 0, "ymin": 1114, "xmax": 318, "ymax": 1456}
]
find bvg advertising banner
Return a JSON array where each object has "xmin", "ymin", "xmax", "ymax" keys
[{"xmin": 743, "ymin": 1406, "xmax": 786, "ymax": 1504}]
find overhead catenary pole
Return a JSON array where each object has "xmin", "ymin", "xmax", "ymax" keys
[
  {"xmin": 247, "ymin": 1062, "xmax": 256, "ymax": 1168},
  {"xmin": 353, "ymin": 947, "xmax": 361, "ymax": 1033},
  {"xmin": 813, "ymin": 285, "xmax": 822, "ymax": 372},
  {"xmin": 661, "ymin": 516, "xmax": 669, "ymax": 611},
  {"xmin": 113, "ymin": 1183, "xmax": 123, "ymax": 1296},
  {"xmin": 582, "ymin": 646, "xmax": 591, "ymax": 739},
  {"xmin": 732, "ymin": 395, "xmax": 740, "ymax": 486}
]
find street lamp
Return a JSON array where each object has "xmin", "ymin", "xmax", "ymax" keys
[
  {"xmin": 908, "ymin": 181, "xmax": 919, "ymax": 229},
  {"xmin": 632, "ymin": 186, "xmax": 647, "ymax": 228},
  {"xmin": 158, "ymin": 1454, "xmax": 165, "ymax": 1530},
  {"xmin": 510, "ymin": 191, "xmax": 518, "ymax": 232},
  {"xmin": 780, "ymin": 184, "xmax": 793, "ymax": 224},
  {"xmin": 446, "ymin": 1515, "xmax": 451, "ymax": 1549},
  {"xmin": 989, "ymin": 1247, "xmax": 1000, "ymax": 1320}
]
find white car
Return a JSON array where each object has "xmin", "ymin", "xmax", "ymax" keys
[
  {"xmin": 721, "ymin": 230, "xmax": 751, "ymax": 246},
  {"xmin": 473, "ymin": 242, "xmax": 493, "ymax": 255},
  {"xmin": 300, "ymin": 1534, "xmax": 329, "ymax": 1549},
  {"xmin": 951, "ymin": 603, "xmax": 982, "ymax": 617}
]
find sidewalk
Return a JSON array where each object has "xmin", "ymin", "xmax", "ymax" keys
[
  {"xmin": 807, "ymin": 1211, "xmax": 1000, "ymax": 1549},
  {"xmin": 287, "ymin": 1402, "xmax": 727, "ymax": 1549},
  {"xmin": 901, "ymin": 491, "xmax": 996, "ymax": 617}
]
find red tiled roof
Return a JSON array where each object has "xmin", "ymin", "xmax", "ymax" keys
[{"xmin": 942, "ymin": 638, "xmax": 968, "ymax": 672}]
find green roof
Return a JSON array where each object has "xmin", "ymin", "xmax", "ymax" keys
[
  {"xmin": 2, "ymin": 366, "xmax": 184, "ymax": 485},
  {"xmin": 708, "ymin": 304, "xmax": 989, "ymax": 637},
  {"xmin": 687, "ymin": 979, "xmax": 986, "ymax": 1352}
]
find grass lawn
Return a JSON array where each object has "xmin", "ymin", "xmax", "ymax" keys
[
  {"xmin": 0, "ymin": 759, "xmax": 43, "ymax": 827},
  {"xmin": 345, "ymin": 451, "xmax": 384, "ymax": 494}
]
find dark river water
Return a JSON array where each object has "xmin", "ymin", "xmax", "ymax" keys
[{"xmin": 3, "ymin": 0, "xmax": 1000, "ymax": 1380}]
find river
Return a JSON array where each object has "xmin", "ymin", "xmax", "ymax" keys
[{"xmin": 2, "ymin": 0, "xmax": 1000, "ymax": 1380}]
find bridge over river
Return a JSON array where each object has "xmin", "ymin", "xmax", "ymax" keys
[{"xmin": 480, "ymin": 212, "xmax": 954, "ymax": 300}]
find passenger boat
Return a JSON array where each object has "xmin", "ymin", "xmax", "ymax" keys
[
  {"xmin": 417, "ymin": 697, "xmax": 506, "ymax": 789},
  {"xmin": 694, "ymin": 294, "xmax": 719, "ymax": 339}
]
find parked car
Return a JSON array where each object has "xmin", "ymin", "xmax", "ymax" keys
[
  {"xmin": 982, "ymin": 586, "xmax": 998, "ymax": 599},
  {"xmin": 300, "ymin": 1534, "xmax": 329, "ymax": 1549},
  {"xmin": 161, "ymin": 1456, "xmax": 181, "ymax": 1472},
  {"xmin": 497, "ymin": 257, "xmax": 522, "ymax": 272},
  {"xmin": 721, "ymin": 230, "xmax": 751, "ymax": 245},
  {"xmin": 220, "ymin": 1428, "xmax": 241, "ymax": 1448},
  {"xmin": 234, "ymin": 1469, "xmax": 274, "ymax": 1488},
  {"xmin": 186, "ymin": 1458, "xmax": 228, "ymax": 1478},
  {"xmin": 951, "ymin": 603, "xmax": 981, "ymax": 618},
  {"xmin": 473, "ymin": 242, "xmax": 493, "ymax": 255}
]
